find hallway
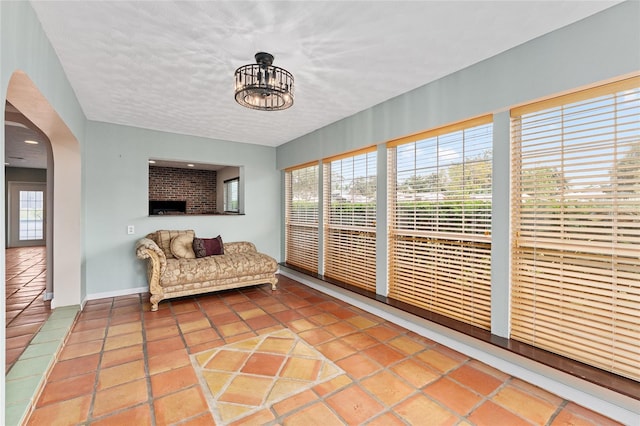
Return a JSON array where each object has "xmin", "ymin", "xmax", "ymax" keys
[{"xmin": 5, "ymin": 246, "xmax": 50, "ymax": 373}]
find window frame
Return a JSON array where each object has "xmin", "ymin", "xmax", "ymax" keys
[
  {"xmin": 223, "ymin": 177, "xmax": 240, "ymax": 213},
  {"xmin": 386, "ymin": 115, "xmax": 494, "ymax": 330},
  {"xmin": 322, "ymin": 147, "xmax": 378, "ymax": 292},
  {"xmin": 510, "ymin": 76, "xmax": 640, "ymax": 381},
  {"xmin": 284, "ymin": 161, "xmax": 320, "ymax": 274}
]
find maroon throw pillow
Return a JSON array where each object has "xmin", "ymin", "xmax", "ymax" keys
[{"xmin": 193, "ymin": 235, "xmax": 224, "ymax": 258}]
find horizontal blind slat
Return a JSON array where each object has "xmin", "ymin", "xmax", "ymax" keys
[
  {"xmin": 510, "ymin": 81, "xmax": 640, "ymax": 381},
  {"xmin": 388, "ymin": 121, "xmax": 493, "ymax": 331},
  {"xmin": 285, "ymin": 165, "xmax": 319, "ymax": 274},
  {"xmin": 324, "ymin": 152, "xmax": 378, "ymax": 292}
]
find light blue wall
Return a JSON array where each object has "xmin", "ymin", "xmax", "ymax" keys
[
  {"xmin": 275, "ymin": 1, "xmax": 640, "ymax": 318},
  {"xmin": 1, "ymin": 0, "xmax": 87, "ymax": 417},
  {"xmin": 84, "ymin": 121, "xmax": 280, "ymax": 296},
  {"xmin": 274, "ymin": 3, "xmax": 639, "ymax": 419},
  {"xmin": 277, "ymin": 1, "xmax": 640, "ymax": 168},
  {"xmin": 0, "ymin": 3, "xmax": 86, "ymax": 140},
  {"xmin": 2, "ymin": 1, "xmax": 86, "ymax": 306},
  {"xmin": 1, "ymin": 0, "xmax": 639, "ymax": 421},
  {"xmin": 0, "ymin": 0, "xmax": 281, "ymax": 301}
]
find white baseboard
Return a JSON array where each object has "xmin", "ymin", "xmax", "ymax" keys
[
  {"xmin": 43, "ymin": 292, "xmax": 53, "ymax": 301},
  {"xmin": 85, "ymin": 286, "xmax": 148, "ymax": 302},
  {"xmin": 84, "ymin": 273, "xmax": 286, "ymax": 306}
]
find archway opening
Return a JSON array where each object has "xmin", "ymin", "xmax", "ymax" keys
[
  {"xmin": 4, "ymin": 100, "xmax": 53, "ymax": 371},
  {"xmin": 5, "ymin": 70, "xmax": 82, "ymax": 309}
]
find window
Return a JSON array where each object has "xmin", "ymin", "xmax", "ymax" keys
[
  {"xmin": 19, "ymin": 190, "xmax": 44, "ymax": 240},
  {"xmin": 510, "ymin": 77, "xmax": 640, "ymax": 380},
  {"xmin": 224, "ymin": 178, "xmax": 239, "ymax": 212},
  {"xmin": 387, "ymin": 116, "xmax": 493, "ymax": 329},
  {"xmin": 323, "ymin": 148, "xmax": 377, "ymax": 292},
  {"xmin": 285, "ymin": 162, "xmax": 319, "ymax": 273}
]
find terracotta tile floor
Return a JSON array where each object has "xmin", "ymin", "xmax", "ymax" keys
[
  {"xmin": 6, "ymin": 246, "xmax": 51, "ymax": 373},
  {"xmin": 26, "ymin": 275, "xmax": 622, "ymax": 426}
]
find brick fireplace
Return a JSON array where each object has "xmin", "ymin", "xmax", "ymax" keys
[{"xmin": 148, "ymin": 166, "xmax": 217, "ymax": 215}]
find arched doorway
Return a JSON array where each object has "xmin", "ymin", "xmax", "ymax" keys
[
  {"xmin": 4, "ymin": 100, "xmax": 53, "ymax": 370},
  {"xmin": 5, "ymin": 70, "xmax": 82, "ymax": 309}
]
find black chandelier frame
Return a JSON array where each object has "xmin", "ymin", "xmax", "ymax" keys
[{"xmin": 234, "ymin": 52, "xmax": 294, "ymax": 111}]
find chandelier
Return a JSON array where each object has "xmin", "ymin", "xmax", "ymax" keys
[{"xmin": 234, "ymin": 52, "xmax": 294, "ymax": 111}]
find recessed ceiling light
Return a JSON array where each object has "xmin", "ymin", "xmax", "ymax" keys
[
  {"xmin": 148, "ymin": 160, "xmax": 156, "ymax": 164},
  {"xmin": 24, "ymin": 140, "xmax": 39, "ymax": 145},
  {"xmin": 187, "ymin": 164, "xmax": 195, "ymax": 167},
  {"xmin": 5, "ymin": 120, "xmax": 28, "ymax": 129}
]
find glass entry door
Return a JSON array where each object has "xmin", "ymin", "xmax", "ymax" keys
[{"xmin": 8, "ymin": 182, "xmax": 46, "ymax": 247}]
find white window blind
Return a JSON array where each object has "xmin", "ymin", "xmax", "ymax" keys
[
  {"xmin": 387, "ymin": 116, "xmax": 493, "ymax": 330},
  {"xmin": 285, "ymin": 163, "xmax": 319, "ymax": 273},
  {"xmin": 323, "ymin": 148, "xmax": 377, "ymax": 292},
  {"xmin": 511, "ymin": 76, "xmax": 640, "ymax": 380}
]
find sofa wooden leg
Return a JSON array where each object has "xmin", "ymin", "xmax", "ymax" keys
[
  {"xmin": 150, "ymin": 295, "xmax": 161, "ymax": 312},
  {"xmin": 271, "ymin": 277, "xmax": 278, "ymax": 290}
]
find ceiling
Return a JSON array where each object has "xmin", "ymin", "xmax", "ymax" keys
[
  {"xmin": 6, "ymin": 1, "xmax": 623, "ymax": 168},
  {"xmin": 5, "ymin": 103, "xmax": 49, "ymax": 169}
]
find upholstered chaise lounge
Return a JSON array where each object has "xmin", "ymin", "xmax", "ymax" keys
[{"xmin": 136, "ymin": 230, "xmax": 278, "ymax": 311}]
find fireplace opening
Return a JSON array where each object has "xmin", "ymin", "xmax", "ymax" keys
[{"xmin": 149, "ymin": 200, "xmax": 187, "ymax": 215}]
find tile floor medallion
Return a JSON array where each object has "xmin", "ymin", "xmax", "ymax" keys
[{"xmin": 192, "ymin": 328, "xmax": 346, "ymax": 424}]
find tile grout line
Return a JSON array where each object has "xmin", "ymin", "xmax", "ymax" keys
[
  {"xmin": 22, "ymin": 277, "xmax": 626, "ymax": 426},
  {"xmin": 83, "ymin": 298, "xmax": 113, "ymax": 425},
  {"xmin": 545, "ymin": 400, "xmax": 569, "ymax": 426},
  {"xmin": 260, "ymin": 282, "xmax": 568, "ymax": 425},
  {"xmin": 255, "ymin": 297, "xmax": 399, "ymax": 424},
  {"xmin": 263, "ymin": 292, "xmax": 480, "ymax": 424},
  {"xmin": 139, "ymin": 293, "xmax": 159, "ymax": 426},
  {"xmin": 205, "ymin": 329, "xmax": 348, "ymax": 425},
  {"xmin": 81, "ymin": 296, "xmax": 152, "ymax": 425},
  {"xmin": 189, "ymin": 286, "xmax": 348, "ymax": 424},
  {"xmin": 308, "ymin": 327, "xmax": 450, "ymax": 425},
  {"xmin": 9, "ymin": 306, "xmax": 79, "ymax": 426}
]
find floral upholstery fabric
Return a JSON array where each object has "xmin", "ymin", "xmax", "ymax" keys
[
  {"xmin": 136, "ymin": 237, "xmax": 167, "ymax": 274},
  {"xmin": 152, "ymin": 229, "xmax": 195, "ymax": 259},
  {"xmin": 161, "ymin": 251, "xmax": 277, "ymax": 287},
  {"xmin": 223, "ymin": 241, "xmax": 257, "ymax": 255},
  {"xmin": 136, "ymin": 231, "xmax": 278, "ymax": 311}
]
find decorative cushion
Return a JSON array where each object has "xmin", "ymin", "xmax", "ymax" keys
[
  {"xmin": 193, "ymin": 235, "xmax": 224, "ymax": 258},
  {"xmin": 155, "ymin": 230, "xmax": 195, "ymax": 259},
  {"xmin": 170, "ymin": 234, "xmax": 196, "ymax": 259}
]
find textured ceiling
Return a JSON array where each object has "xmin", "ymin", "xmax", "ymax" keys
[
  {"xmin": 5, "ymin": 103, "xmax": 48, "ymax": 169},
  {"xmin": 23, "ymin": 1, "xmax": 622, "ymax": 148}
]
